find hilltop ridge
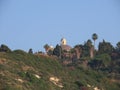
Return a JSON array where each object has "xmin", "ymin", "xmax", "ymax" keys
[{"xmin": 0, "ymin": 49, "xmax": 120, "ymax": 90}]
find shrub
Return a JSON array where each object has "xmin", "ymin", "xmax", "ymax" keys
[
  {"xmin": 0, "ymin": 44, "xmax": 11, "ymax": 52},
  {"xmin": 13, "ymin": 49, "xmax": 27, "ymax": 55},
  {"xmin": 96, "ymin": 54, "xmax": 111, "ymax": 67}
]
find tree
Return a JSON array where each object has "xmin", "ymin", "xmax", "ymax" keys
[
  {"xmin": 115, "ymin": 41, "xmax": 120, "ymax": 55},
  {"xmin": 116, "ymin": 42, "xmax": 120, "ymax": 53},
  {"xmin": 82, "ymin": 42, "xmax": 90, "ymax": 57},
  {"xmin": 53, "ymin": 44, "xmax": 62, "ymax": 58},
  {"xmin": 86, "ymin": 39, "xmax": 92, "ymax": 47},
  {"xmin": 0, "ymin": 44, "xmax": 11, "ymax": 52},
  {"xmin": 87, "ymin": 39, "xmax": 94, "ymax": 58},
  {"xmin": 88, "ymin": 59, "xmax": 103, "ymax": 70},
  {"xmin": 88, "ymin": 53, "xmax": 111, "ymax": 70},
  {"xmin": 74, "ymin": 45, "xmax": 83, "ymax": 59},
  {"xmin": 98, "ymin": 39, "xmax": 114, "ymax": 54},
  {"xmin": 44, "ymin": 44, "xmax": 50, "ymax": 53},
  {"xmin": 82, "ymin": 40, "xmax": 94, "ymax": 58},
  {"xmin": 28, "ymin": 48, "xmax": 33, "ymax": 54},
  {"xmin": 117, "ymin": 42, "xmax": 120, "ymax": 49},
  {"xmin": 92, "ymin": 33, "xmax": 98, "ymax": 49},
  {"xmin": 47, "ymin": 50, "xmax": 53, "ymax": 56}
]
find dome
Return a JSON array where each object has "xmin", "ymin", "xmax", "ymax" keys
[
  {"xmin": 60, "ymin": 38, "xmax": 71, "ymax": 51},
  {"xmin": 61, "ymin": 38, "xmax": 67, "ymax": 45},
  {"xmin": 61, "ymin": 45, "xmax": 71, "ymax": 52}
]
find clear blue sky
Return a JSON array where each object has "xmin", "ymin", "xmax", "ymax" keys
[{"xmin": 0, "ymin": 0, "xmax": 120, "ymax": 52}]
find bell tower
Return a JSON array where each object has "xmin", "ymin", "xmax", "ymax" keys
[{"xmin": 61, "ymin": 38, "xmax": 67, "ymax": 45}]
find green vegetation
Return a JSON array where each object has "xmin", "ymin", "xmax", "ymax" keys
[
  {"xmin": 0, "ymin": 33, "xmax": 120, "ymax": 90},
  {"xmin": 0, "ymin": 49, "xmax": 120, "ymax": 90},
  {"xmin": 92, "ymin": 33, "xmax": 98, "ymax": 48},
  {"xmin": 0, "ymin": 44, "xmax": 11, "ymax": 52}
]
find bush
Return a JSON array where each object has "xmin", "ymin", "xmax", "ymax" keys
[
  {"xmin": 28, "ymin": 48, "xmax": 33, "ymax": 54},
  {"xmin": 0, "ymin": 44, "xmax": 11, "ymax": 52},
  {"xmin": 88, "ymin": 59, "xmax": 103, "ymax": 70},
  {"xmin": 13, "ymin": 49, "xmax": 27, "ymax": 55},
  {"xmin": 96, "ymin": 54, "xmax": 111, "ymax": 67}
]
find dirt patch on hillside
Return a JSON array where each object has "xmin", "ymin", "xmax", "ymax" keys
[
  {"xmin": 21, "ymin": 65, "xmax": 35, "ymax": 71},
  {"xmin": 0, "ymin": 58, "xmax": 7, "ymax": 64}
]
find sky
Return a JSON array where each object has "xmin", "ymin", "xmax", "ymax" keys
[{"xmin": 0, "ymin": 0, "xmax": 120, "ymax": 52}]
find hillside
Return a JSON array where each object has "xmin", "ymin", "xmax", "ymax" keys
[{"xmin": 0, "ymin": 50, "xmax": 120, "ymax": 90}]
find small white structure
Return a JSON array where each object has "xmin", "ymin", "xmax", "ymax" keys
[{"xmin": 61, "ymin": 38, "xmax": 67, "ymax": 45}]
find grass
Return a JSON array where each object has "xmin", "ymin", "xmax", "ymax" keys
[{"xmin": 0, "ymin": 51, "xmax": 120, "ymax": 90}]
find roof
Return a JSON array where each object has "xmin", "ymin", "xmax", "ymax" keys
[{"xmin": 61, "ymin": 45, "xmax": 72, "ymax": 51}]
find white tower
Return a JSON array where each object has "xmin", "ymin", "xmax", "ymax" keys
[{"xmin": 61, "ymin": 38, "xmax": 67, "ymax": 45}]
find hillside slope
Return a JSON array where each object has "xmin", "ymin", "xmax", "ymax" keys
[{"xmin": 0, "ymin": 50, "xmax": 120, "ymax": 90}]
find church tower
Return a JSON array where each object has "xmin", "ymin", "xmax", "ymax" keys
[{"xmin": 61, "ymin": 38, "xmax": 67, "ymax": 45}]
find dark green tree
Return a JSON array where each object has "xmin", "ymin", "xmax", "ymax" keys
[
  {"xmin": 98, "ymin": 39, "xmax": 114, "ymax": 54},
  {"xmin": 82, "ymin": 41, "xmax": 90, "ymax": 57},
  {"xmin": 116, "ymin": 41, "xmax": 120, "ymax": 53},
  {"xmin": 92, "ymin": 33, "xmax": 98, "ymax": 48},
  {"xmin": 114, "ymin": 41, "xmax": 120, "ymax": 58},
  {"xmin": 0, "ymin": 44, "xmax": 11, "ymax": 52},
  {"xmin": 74, "ymin": 44, "xmax": 83, "ymax": 59},
  {"xmin": 87, "ymin": 39, "xmax": 94, "ymax": 58},
  {"xmin": 28, "ymin": 48, "xmax": 33, "ymax": 54},
  {"xmin": 117, "ymin": 41, "xmax": 120, "ymax": 48},
  {"xmin": 88, "ymin": 59, "xmax": 103, "ymax": 70},
  {"xmin": 86, "ymin": 39, "xmax": 92, "ymax": 47},
  {"xmin": 88, "ymin": 53, "xmax": 111, "ymax": 70},
  {"xmin": 53, "ymin": 44, "xmax": 62, "ymax": 58},
  {"xmin": 82, "ymin": 40, "xmax": 94, "ymax": 58}
]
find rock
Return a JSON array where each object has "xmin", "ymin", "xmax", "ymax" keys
[
  {"xmin": 49, "ymin": 76, "xmax": 63, "ymax": 88},
  {"xmin": 16, "ymin": 78, "xmax": 24, "ymax": 83},
  {"xmin": 34, "ymin": 74, "xmax": 41, "ymax": 79}
]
